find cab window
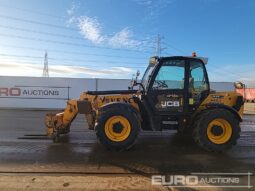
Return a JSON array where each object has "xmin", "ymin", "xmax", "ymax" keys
[
  {"xmin": 190, "ymin": 61, "xmax": 208, "ymax": 91},
  {"xmin": 153, "ymin": 60, "xmax": 185, "ymax": 90},
  {"xmin": 189, "ymin": 61, "xmax": 209, "ymax": 103}
]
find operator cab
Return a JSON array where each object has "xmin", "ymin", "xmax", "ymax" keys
[{"xmin": 140, "ymin": 54, "xmax": 210, "ymax": 130}]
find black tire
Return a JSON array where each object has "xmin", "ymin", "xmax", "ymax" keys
[
  {"xmin": 96, "ymin": 103, "xmax": 140, "ymax": 151},
  {"xmin": 193, "ymin": 109, "xmax": 241, "ymax": 152}
]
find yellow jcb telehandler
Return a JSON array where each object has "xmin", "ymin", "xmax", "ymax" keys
[{"xmin": 45, "ymin": 54, "xmax": 244, "ymax": 152}]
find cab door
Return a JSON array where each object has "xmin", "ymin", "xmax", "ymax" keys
[
  {"xmin": 188, "ymin": 59, "xmax": 210, "ymax": 112},
  {"xmin": 146, "ymin": 58, "xmax": 189, "ymax": 116}
]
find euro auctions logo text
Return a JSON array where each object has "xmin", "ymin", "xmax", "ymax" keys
[
  {"xmin": 151, "ymin": 173, "xmax": 253, "ymax": 188},
  {"xmin": 152, "ymin": 175, "xmax": 239, "ymax": 186},
  {"xmin": 152, "ymin": 175, "xmax": 199, "ymax": 186},
  {"xmin": 0, "ymin": 87, "xmax": 60, "ymax": 97},
  {"xmin": 0, "ymin": 87, "xmax": 21, "ymax": 96},
  {"xmin": 0, "ymin": 86, "xmax": 62, "ymax": 99}
]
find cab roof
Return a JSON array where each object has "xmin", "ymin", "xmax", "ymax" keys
[{"xmin": 149, "ymin": 56, "xmax": 208, "ymax": 65}]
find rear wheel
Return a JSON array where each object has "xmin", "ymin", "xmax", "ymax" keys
[
  {"xmin": 96, "ymin": 104, "xmax": 140, "ymax": 151},
  {"xmin": 193, "ymin": 109, "xmax": 240, "ymax": 152}
]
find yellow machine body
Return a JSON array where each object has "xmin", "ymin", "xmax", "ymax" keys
[
  {"xmin": 45, "ymin": 90, "xmax": 243, "ymax": 136},
  {"xmin": 44, "ymin": 55, "xmax": 244, "ymax": 152}
]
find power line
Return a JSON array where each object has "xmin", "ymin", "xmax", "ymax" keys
[
  {"xmin": 163, "ymin": 42, "xmax": 188, "ymax": 55},
  {"xmin": 0, "ymin": 14, "xmax": 77, "ymax": 31},
  {"xmin": 0, "ymin": 59, "xmax": 44, "ymax": 64},
  {"xmin": 49, "ymin": 57, "xmax": 145, "ymax": 65},
  {"xmin": 2, "ymin": 53, "xmax": 245, "ymax": 76},
  {"xmin": 0, "ymin": 12, "xmax": 194, "ymax": 64},
  {"xmin": 0, "ymin": 60, "xmax": 146, "ymax": 69},
  {"xmin": 0, "ymin": 25, "xmax": 83, "ymax": 40},
  {"xmin": 162, "ymin": 51, "xmax": 174, "ymax": 56},
  {"xmin": 1, "ymin": 44, "xmax": 147, "ymax": 60},
  {"xmin": 0, "ymin": 3, "xmax": 148, "ymax": 42},
  {"xmin": 0, "ymin": 33, "xmax": 152, "ymax": 53},
  {"xmin": 0, "ymin": 53, "xmax": 43, "ymax": 59},
  {"xmin": 206, "ymin": 64, "xmax": 251, "ymax": 82},
  {"xmin": 0, "ymin": 15, "xmax": 154, "ymax": 43},
  {"xmin": 0, "ymin": 7, "xmax": 189, "ymax": 55},
  {"xmin": 0, "ymin": 24, "xmax": 152, "ymax": 43},
  {"xmin": 206, "ymin": 65, "xmax": 244, "ymax": 79},
  {"xmin": 0, "ymin": 14, "xmax": 156, "ymax": 53},
  {"xmin": 0, "ymin": 3, "xmax": 65, "ymax": 19},
  {"xmin": 49, "ymin": 61, "xmax": 147, "ymax": 69},
  {"xmin": 0, "ymin": 53, "xmax": 147, "ymax": 66}
]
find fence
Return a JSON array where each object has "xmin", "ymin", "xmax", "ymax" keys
[{"xmin": 0, "ymin": 76, "xmax": 234, "ymax": 109}]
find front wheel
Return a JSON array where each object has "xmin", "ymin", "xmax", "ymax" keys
[
  {"xmin": 193, "ymin": 109, "xmax": 241, "ymax": 152},
  {"xmin": 96, "ymin": 104, "xmax": 140, "ymax": 151}
]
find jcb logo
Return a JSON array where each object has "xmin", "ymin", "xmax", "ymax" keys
[
  {"xmin": 161, "ymin": 101, "xmax": 180, "ymax": 108},
  {"xmin": 0, "ymin": 88, "xmax": 21, "ymax": 96}
]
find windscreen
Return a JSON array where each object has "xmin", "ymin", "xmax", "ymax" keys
[
  {"xmin": 153, "ymin": 60, "xmax": 185, "ymax": 90},
  {"xmin": 141, "ymin": 64, "xmax": 155, "ymax": 90}
]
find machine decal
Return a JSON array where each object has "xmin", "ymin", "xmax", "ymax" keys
[
  {"xmin": 166, "ymin": 94, "xmax": 180, "ymax": 98},
  {"xmin": 210, "ymin": 95, "xmax": 225, "ymax": 103},
  {"xmin": 98, "ymin": 96, "xmax": 129, "ymax": 103},
  {"xmin": 155, "ymin": 94, "xmax": 183, "ymax": 111},
  {"xmin": 189, "ymin": 98, "xmax": 194, "ymax": 105},
  {"xmin": 212, "ymin": 95, "xmax": 224, "ymax": 99},
  {"xmin": 161, "ymin": 100, "xmax": 180, "ymax": 108}
]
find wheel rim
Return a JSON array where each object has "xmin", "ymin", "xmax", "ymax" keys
[
  {"xmin": 207, "ymin": 118, "xmax": 232, "ymax": 144},
  {"xmin": 104, "ymin": 116, "xmax": 131, "ymax": 142}
]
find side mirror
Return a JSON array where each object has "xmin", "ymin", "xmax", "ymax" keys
[
  {"xmin": 129, "ymin": 72, "xmax": 139, "ymax": 90},
  {"xmin": 234, "ymin": 81, "xmax": 245, "ymax": 89},
  {"xmin": 149, "ymin": 56, "xmax": 159, "ymax": 65},
  {"xmin": 136, "ymin": 70, "xmax": 140, "ymax": 77}
]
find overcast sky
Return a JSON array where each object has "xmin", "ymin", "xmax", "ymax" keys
[{"xmin": 0, "ymin": 0, "xmax": 255, "ymax": 86}]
